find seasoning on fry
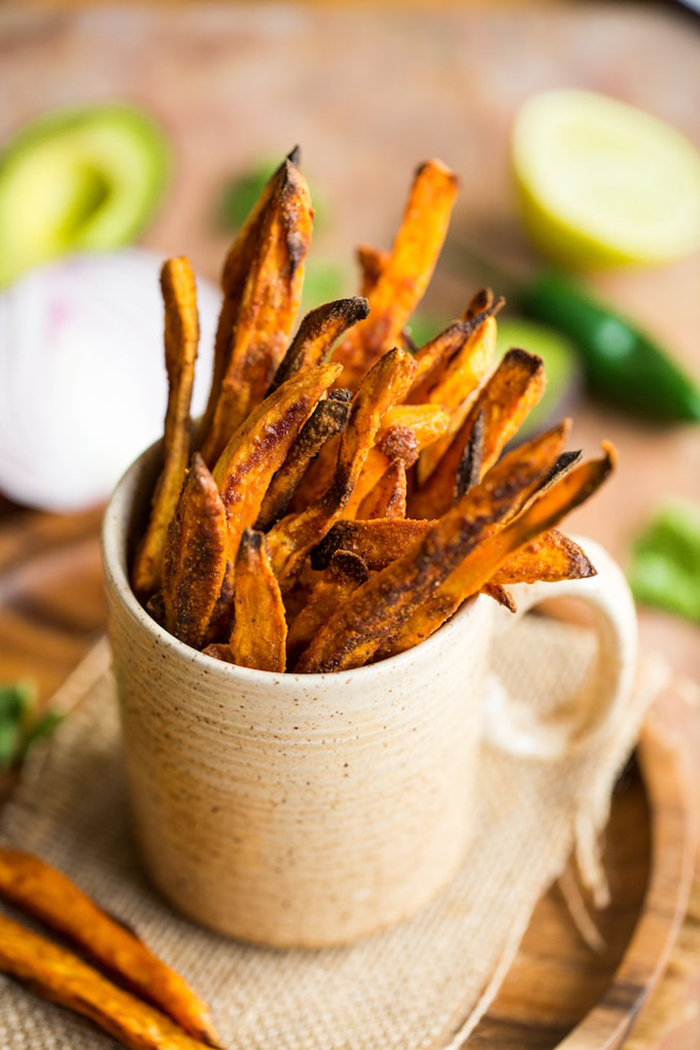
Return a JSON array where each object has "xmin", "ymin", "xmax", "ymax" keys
[
  {"xmin": 356, "ymin": 459, "xmax": 407, "ymax": 520},
  {"xmin": 0, "ymin": 848, "xmax": 219, "ymax": 1047},
  {"xmin": 268, "ymin": 297, "xmax": 369, "ymax": 393},
  {"xmin": 255, "ymin": 389, "xmax": 352, "ymax": 531},
  {"xmin": 491, "ymin": 529, "xmax": 595, "ymax": 585},
  {"xmin": 384, "ymin": 444, "xmax": 614, "ymax": 658},
  {"xmin": 199, "ymin": 149, "xmax": 299, "ymax": 459},
  {"xmin": 296, "ymin": 422, "xmax": 569, "ymax": 673},
  {"xmin": 200, "ymin": 154, "xmax": 313, "ymax": 465},
  {"xmin": 132, "ymin": 257, "xmax": 200, "ymax": 601},
  {"xmin": 410, "ymin": 347, "xmax": 546, "ymax": 518},
  {"xmin": 0, "ymin": 915, "xmax": 213, "ymax": 1050},
  {"xmin": 162, "ymin": 453, "xmax": 228, "ymax": 650},
  {"xmin": 266, "ymin": 347, "xmax": 415, "ymax": 591},
  {"xmin": 311, "ymin": 517, "xmax": 433, "ymax": 572},
  {"xmin": 287, "ymin": 550, "xmax": 369, "ymax": 668},
  {"xmin": 230, "ymin": 528, "xmax": 287, "ymax": 671},
  {"xmin": 212, "ymin": 362, "xmax": 342, "ymax": 567}
]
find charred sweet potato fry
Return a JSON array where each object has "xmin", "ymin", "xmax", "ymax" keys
[
  {"xmin": 266, "ymin": 348, "xmax": 415, "ymax": 591},
  {"xmin": 0, "ymin": 915, "xmax": 211, "ymax": 1050},
  {"xmin": 311, "ymin": 517, "xmax": 433, "ymax": 571},
  {"xmin": 199, "ymin": 149, "xmax": 298, "ymax": 452},
  {"xmin": 212, "ymin": 362, "xmax": 341, "ymax": 566},
  {"xmin": 346, "ymin": 404, "xmax": 450, "ymax": 516},
  {"xmin": 296, "ymin": 423, "xmax": 568, "ymax": 673},
  {"xmin": 491, "ymin": 529, "xmax": 595, "ymax": 585},
  {"xmin": 0, "ymin": 848, "xmax": 219, "ymax": 1046},
  {"xmin": 356, "ymin": 459, "xmax": 407, "ymax": 519},
  {"xmin": 408, "ymin": 314, "xmax": 498, "ymax": 411},
  {"xmin": 284, "ymin": 373, "xmax": 440, "ymax": 512},
  {"xmin": 255, "ymin": 389, "xmax": 351, "ymax": 531},
  {"xmin": 230, "ymin": 529, "xmax": 287, "ymax": 671},
  {"xmin": 199, "ymin": 156, "xmax": 313, "ymax": 465},
  {"xmin": 268, "ymin": 297, "xmax": 369, "ymax": 393},
  {"xmin": 332, "ymin": 160, "xmax": 459, "ymax": 389},
  {"xmin": 454, "ymin": 408, "xmax": 484, "ymax": 501},
  {"xmin": 287, "ymin": 550, "xmax": 369, "ymax": 667},
  {"xmin": 410, "ymin": 348, "xmax": 546, "ymax": 518},
  {"xmin": 162, "ymin": 454, "xmax": 228, "ymax": 650},
  {"xmin": 132, "ymin": 258, "xmax": 200, "ymax": 601},
  {"xmin": 482, "ymin": 582, "xmax": 517, "ymax": 613},
  {"xmin": 384, "ymin": 443, "xmax": 614, "ymax": 657},
  {"xmin": 407, "ymin": 289, "xmax": 503, "ymax": 394}
]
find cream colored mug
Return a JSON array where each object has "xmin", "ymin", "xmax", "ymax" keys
[{"xmin": 102, "ymin": 442, "xmax": 638, "ymax": 948}]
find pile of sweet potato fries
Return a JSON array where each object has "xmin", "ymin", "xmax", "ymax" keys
[{"xmin": 131, "ymin": 149, "xmax": 613, "ymax": 673}]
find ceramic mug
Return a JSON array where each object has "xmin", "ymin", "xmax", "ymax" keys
[{"xmin": 102, "ymin": 441, "xmax": 638, "ymax": 948}]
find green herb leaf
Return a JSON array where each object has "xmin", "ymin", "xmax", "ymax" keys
[{"xmin": 629, "ymin": 501, "xmax": 700, "ymax": 623}]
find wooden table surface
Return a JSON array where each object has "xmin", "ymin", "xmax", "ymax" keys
[{"xmin": 0, "ymin": 2, "xmax": 699, "ymax": 1047}]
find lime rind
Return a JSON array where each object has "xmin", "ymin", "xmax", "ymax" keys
[{"xmin": 512, "ymin": 89, "xmax": 700, "ymax": 269}]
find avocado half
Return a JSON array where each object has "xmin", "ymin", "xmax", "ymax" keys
[{"xmin": 0, "ymin": 104, "xmax": 170, "ymax": 287}]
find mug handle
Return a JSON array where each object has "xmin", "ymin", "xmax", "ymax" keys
[{"xmin": 482, "ymin": 535, "xmax": 638, "ymax": 760}]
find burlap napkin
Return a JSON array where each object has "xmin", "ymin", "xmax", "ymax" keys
[{"xmin": 0, "ymin": 616, "xmax": 665, "ymax": 1050}]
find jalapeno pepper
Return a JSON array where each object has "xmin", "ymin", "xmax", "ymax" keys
[{"xmin": 517, "ymin": 272, "xmax": 700, "ymax": 423}]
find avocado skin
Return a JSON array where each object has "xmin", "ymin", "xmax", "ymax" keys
[{"xmin": 0, "ymin": 104, "xmax": 170, "ymax": 287}]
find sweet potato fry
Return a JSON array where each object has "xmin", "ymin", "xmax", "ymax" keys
[
  {"xmin": 356, "ymin": 244, "xmax": 388, "ymax": 296},
  {"xmin": 296, "ymin": 422, "xmax": 568, "ymax": 673},
  {"xmin": 212, "ymin": 362, "xmax": 341, "ymax": 566},
  {"xmin": 132, "ymin": 257, "xmax": 200, "ymax": 601},
  {"xmin": 356, "ymin": 459, "xmax": 407, "ymax": 519},
  {"xmin": 202, "ymin": 642, "xmax": 236, "ymax": 664},
  {"xmin": 332, "ymin": 160, "xmax": 459, "ymax": 389},
  {"xmin": 268, "ymin": 297, "xmax": 369, "ymax": 393},
  {"xmin": 384, "ymin": 443, "xmax": 613, "ymax": 657},
  {"xmin": 0, "ymin": 848, "xmax": 219, "ymax": 1046},
  {"xmin": 454, "ymin": 408, "xmax": 484, "ymax": 501},
  {"xmin": 482, "ymin": 582, "xmax": 517, "ymax": 613},
  {"xmin": 161, "ymin": 454, "xmax": 228, "ymax": 650},
  {"xmin": 286, "ymin": 385, "xmax": 443, "ymax": 513},
  {"xmin": 199, "ymin": 156, "xmax": 313, "ymax": 465},
  {"xmin": 408, "ymin": 314, "xmax": 498, "ymax": 411},
  {"xmin": 406, "ymin": 290, "xmax": 502, "ymax": 395},
  {"xmin": 410, "ymin": 348, "xmax": 546, "ymax": 518},
  {"xmin": 230, "ymin": 528, "xmax": 287, "ymax": 671},
  {"xmin": 199, "ymin": 149, "xmax": 298, "ymax": 452},
  {"xmin": 311, "ymin": 517, "xmax": 433, "ymax": 571},
  {"xmin": 287, "ymin": 550, "xmax": 369, "ymax": 667},
  {"xmin": 491, "ymin": 529, "xmax": 595, "ymax": 585},
  {"xmin": 255, "ymin": 389, "xmax": 351, "ymax": 531},
  {"xmin": 0, "ymin": 915, "xmax": 211, "ymax": 1050},
  {"xmin": 266, "ymin": 348, "xmax": 415, "ymax": 591},
  {"xmin": 346, "ymin": 404, "xmax": 450, "ymax": 516}
]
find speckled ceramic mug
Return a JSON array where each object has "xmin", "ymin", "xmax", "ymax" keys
[{"xmin": 102, "ymin": 441, "xmax": 638, "ymax": 948}]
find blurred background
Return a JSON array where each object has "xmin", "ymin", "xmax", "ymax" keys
[{"xmin": 0, "ymin": 0, "xmax": 699, "ymax": 679}]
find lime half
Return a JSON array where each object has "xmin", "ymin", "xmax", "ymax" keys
[{"xmin": 512, "ymin": 89, "xmax": 700, "ymax": 269}]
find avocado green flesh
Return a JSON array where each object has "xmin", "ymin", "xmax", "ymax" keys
[
  {"xmin": 496, "ymin": 318, "xmax": 582, "ymax": 434},
  {"xmin": 0, "ymin": 105, "xmax": 169, "ymax": 287}
]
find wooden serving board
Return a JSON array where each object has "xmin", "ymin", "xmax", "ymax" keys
[{"xmin": 0, "ymin": 508, "xmax": 696, "ymax": 1050}]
